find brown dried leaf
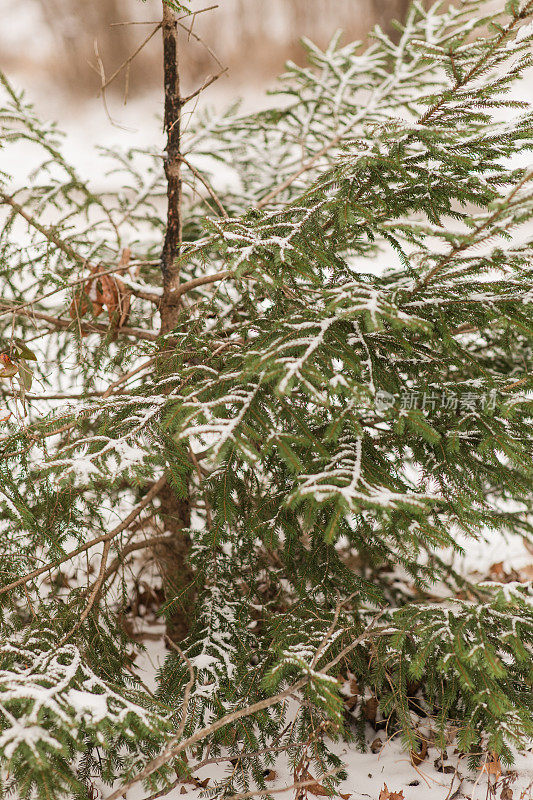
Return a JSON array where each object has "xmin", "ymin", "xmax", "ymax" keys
[
  {"xmin": 364, "ymin": 696, "xmax": 378, "ymax": 724},
  {"xmin": 101, "ymin": 275, "xmax": 120, "ymax": 318},
  {"xmin": 489, "ymin": 561, "xmax": 505, "ymax": 579},
  {"xmin": 307, "ymin": 783, "xmax": 331, "ymax": 797},
  {"xmin": 480, "ymin": 754, "xmax": 502, "ymax": 779},
  {"xmin": 0, "ymin": 353, "xmax": 19, "ymax": 378},
  {"xmin": 519, "ymin": 564, "xmax": 533, "ymax": 581},
  {"xmin": 410, "ymin": 738, "xmax": 428, "ymax": 766},
  {"xmin": 299, "ymin": 769, "xmax": 331, "ymax": 798},
  {"xmin": 378, "ymin": 783, "xmax": 404, "ymax": 800},
  {"xmin": 119, "ymin": 247, "xmax": 131, "ymax": 270}
]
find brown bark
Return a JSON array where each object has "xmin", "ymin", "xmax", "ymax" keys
[
  {"xmin": 152, "ymin": 485, "xmax": 194, "ymax": 642},
  {"xmin": 160, "ymin": 1, "xmax": 183, "ymax": 336},
  {"xmin": 156, "ymin": 1, "xmax": 194, "ymax": 640}
]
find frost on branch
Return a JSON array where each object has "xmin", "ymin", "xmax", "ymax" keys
[{"xmin": 0, "ymin": 629, "xmax": 170, "ymax": 798}]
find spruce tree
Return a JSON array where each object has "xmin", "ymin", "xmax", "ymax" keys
[{"xmin": 0, "ymin": 1, "xmax": 532, "ymax": 798}]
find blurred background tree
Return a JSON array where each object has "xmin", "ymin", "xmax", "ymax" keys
[{"xmin": 3, "ymin": 0, "xmax": 414, "ymax": 97}]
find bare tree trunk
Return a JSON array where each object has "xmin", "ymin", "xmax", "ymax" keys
[
  {"xmin": 160, "ymin": 0, "xmax": 183, "ymax": 333},
  {"xmin": 152, "ymin": 485, "xmax": 193, "ymax": 642},
  {"xmin": 156, "ymin": 1, "xmax": 194, "ymax": 641}
]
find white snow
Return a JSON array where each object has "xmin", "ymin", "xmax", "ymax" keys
[{"xmin": 66, "ymin": 689, "xmax": 109, "ymax": 722}]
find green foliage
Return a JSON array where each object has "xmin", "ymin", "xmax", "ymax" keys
[
  {"xmin": 0, "ymin": 629, "xmax": 172, "ymax": 799},
  {"xmin": 0, "ymin": 1, "xmax": 532, "ymax": 797}
]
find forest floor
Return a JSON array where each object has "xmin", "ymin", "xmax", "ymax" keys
[{"xmin": 127, "ymin": 531, "xmax": 533, "ymax": 800}]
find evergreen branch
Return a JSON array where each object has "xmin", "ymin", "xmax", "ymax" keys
[
  {"xmin": 104, "ymin": 613, "xmax": 386, "ymax": 800},
  {"xmin": 0, "ymin": 475, "xmax": 166, "ymax": 596},
  {"xmin": 417, "ymin": 0, "xmax": 533, "ymax": 126},
  {"xmin": 408, "ymin": 173, "xmax": 533, "ymax": 297},
  {"xmin": 0, "ymin": 191, "xmax": 94, "ymax": 267},
  {"xmin": 256, "ymin": 119, "xmax": 368, "ymax": 210},
  {"xmin": 58, "ymin": 538, "xmax": 112, "ymax": 646},
  {"xmin": 164, "ymin": 635, "xmax": 195, "ymax": 741}
]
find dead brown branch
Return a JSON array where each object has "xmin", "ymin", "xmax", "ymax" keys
[
  {"xmin": 10, "ymin": 305, "xmax": 158, "ymax": 342},
  {"xmin": 181, "ymin": 67, "xmax": 228, "ymax": 105},
  {"xmin": 0, "ymin": 475, "xmax": 166, "ymax": 596},
  {"xmin": 104, "ymin": 612, "xmax": 388, "ymax": 800},
  {"xmin": 98, "ymin": 22, "xmax": 162, "ymax": 94}
]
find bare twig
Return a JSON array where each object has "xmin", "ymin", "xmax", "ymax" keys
[
  {"xmin": 98, "ymin": 22, "xmax": 162, "ymax": 94},
  {"xmin": 104, "ymin": 612, "xmax": 387, "ymax": 800},
  {"xmin": 7, "ymin": 305, "xmax": 158, "ymax": 342},
  {"xmin": 0, "ymin": 264, "xmax": 139, "ymax": 320},
  {"xmin": 102, "ymin": 534, "xmax": 174, "ymax": 583},
  {"xmin": 0, "ymin": 390, "xmax": 105, "ymax": 400},
  {"xmin": 177, "ymin": 19, "xmax": 224, "ymax": 72},
  {"xmin": 92, "ymin": 39, "xmax": 125, "ymax": 129},
  {"xmin": 102, "ymin": 357, "xmax": 157, "ymax": 398},
  {"xmin": 173, "ymin": 269, "xmax": 231, "ymax": 299},
  {"xmin": 0, "ymin": 475, "xmax": 166, "ymax": 596},
  {"xmin": 59, "ymin": 538, "xmax": 112, "ymax": 645},
  {"xmin": 181, "ymin": 67, "xmax": 228, "ymax": 105},
  {"xmin": 179, "ymin": 155, "xmax": 228, "ymax": 218},
  {"xmin": 164, "ymin": 635, "xmax": 195, "ymax": 741}
]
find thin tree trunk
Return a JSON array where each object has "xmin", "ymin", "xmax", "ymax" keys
[
  {"xmin": 156, "ymin": 0, "xmax": 194, "ymax": 641},
  {"xmin": 160, "ymin": 0, "xmax": 183, "ymax": 333}
]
